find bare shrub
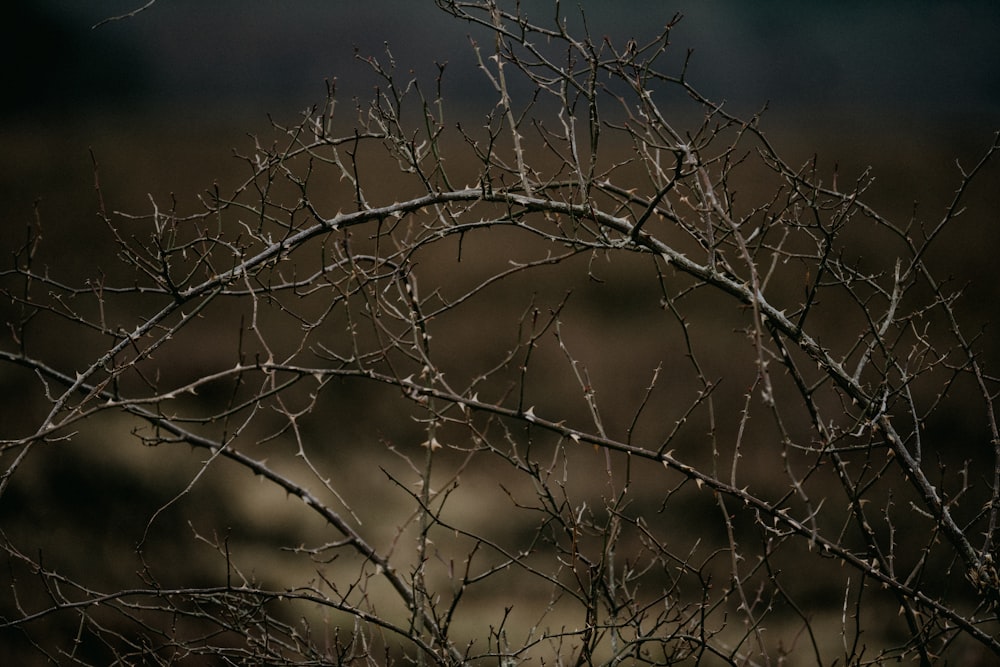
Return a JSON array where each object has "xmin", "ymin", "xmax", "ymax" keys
[{"xmin": 2, "ymin": 2, "xmax": 999, "ymax": 665}]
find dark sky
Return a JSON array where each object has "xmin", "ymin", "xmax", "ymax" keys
[{"xmin": 6, "ymin": 0, "xmax": 999, "ymax": 132}]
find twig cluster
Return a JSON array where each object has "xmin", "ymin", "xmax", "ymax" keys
[{"xmin": 2, "ymin": 1, "xmax": 998, "ymax": 664}]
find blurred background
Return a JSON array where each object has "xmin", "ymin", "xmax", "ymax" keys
[
  {"xmin": 3, "ymin": 0, "xmax": 999, "ymax": 273},
  {"xmin": 5, "ymin": 1, "xmax": 1000, "ymax": 123}
]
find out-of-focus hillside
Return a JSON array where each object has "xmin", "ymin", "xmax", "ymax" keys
[
  {"xmin": 5, "ymin": 1, "xmax": 1000, "ymax": 122},
  {"xmin": 5, "ymin": 1, "xmax": 998, "ymax": 266}
]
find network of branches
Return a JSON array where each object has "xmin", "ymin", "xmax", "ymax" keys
[{"xmin": 2, "ymin": 1, "xmax": 999, "ymax": 665}]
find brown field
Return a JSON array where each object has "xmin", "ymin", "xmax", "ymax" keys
[{"xmin": 1, "ymin": 100, "xmax": 998, "ymax": 664}]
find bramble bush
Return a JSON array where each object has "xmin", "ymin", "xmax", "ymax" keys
[{"xmin": 2, "ymin": 1, "xmax": 999, "ymax": 664}]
